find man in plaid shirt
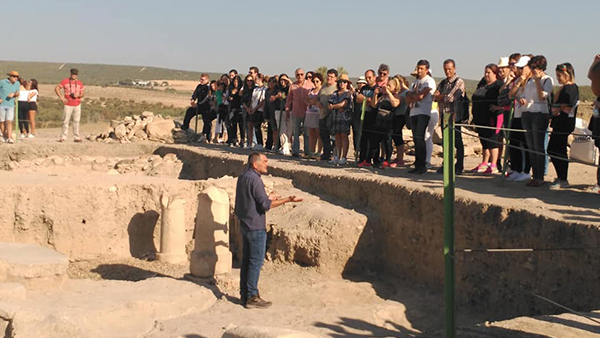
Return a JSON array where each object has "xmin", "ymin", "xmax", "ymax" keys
[{"xmin": 433, "ymin": 59, "xmax": 466, "ymax": 174}]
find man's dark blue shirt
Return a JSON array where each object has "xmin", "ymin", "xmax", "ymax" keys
[{"xmin": 234, "ymin": 168, "xmax": 272, "ymax": 230}]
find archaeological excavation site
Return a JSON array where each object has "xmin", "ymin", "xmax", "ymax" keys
[{"xmin": 1, "ymin": 132, "xmax": 599, "ymax": 338}]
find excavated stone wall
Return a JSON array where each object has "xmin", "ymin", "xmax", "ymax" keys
[{"xmin": 154, "ymin": 145, "xmax": 600, "ymax": 319}]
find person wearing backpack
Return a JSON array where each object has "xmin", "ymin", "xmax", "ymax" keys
[{"xmin": 433, "ymin": 59, "xmax": 467, "ymax": 175}]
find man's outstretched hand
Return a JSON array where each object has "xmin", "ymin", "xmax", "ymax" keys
[{"xmin": 288, "ymin": 196, "xmax": 303, "ymax": 203}]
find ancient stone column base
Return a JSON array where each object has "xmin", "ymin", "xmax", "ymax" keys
[
  {"xmin": 190, "ymin": 250, "xmax": 232, "ymax": 278},
  {"xmin": 155, "ymin": 252, "xmax": 187, "ymax": 265}
]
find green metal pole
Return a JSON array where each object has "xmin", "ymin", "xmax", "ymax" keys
[
  {"xmin": 14, "ymin": 96, "xmax": 18, "ymax": 143},
  {"xmin": 354, "ymin": 99, "xmax": 367, "ymax": 162},
  {"xmin": 500, "ymin": 102, "xmax": 515, "ymax": 185},
  {"xmin": 443, "ymin": 111, "xmax": 455, "ymax": 338}
]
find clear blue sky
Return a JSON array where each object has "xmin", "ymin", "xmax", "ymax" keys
[{"xmin": 7, "ymin": 0, "xmax": 598, "ymax": 83}]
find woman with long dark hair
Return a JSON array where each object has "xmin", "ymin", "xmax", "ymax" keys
[
  {"xmin": 327, "ymin": 74, "xmax": 353, "ymax": 165},
  {"xmin": 28, "ymin": 79, "xmax": 39, "ymax": 137},
  {"xmin": 227, "ymin": 76, "xmax": 244, "ymax": 146},
  {"xmin": 548, "ymin": 63, "xmax": 579, "ymax": 189},
  {"xmin": 471, "ymin": 64, "xmax": 503, "ymax": 174}
]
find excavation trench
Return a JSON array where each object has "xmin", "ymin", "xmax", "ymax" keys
[{"xmin": 0, "ymin": 142, "xmax": 598, "ymax": 323}]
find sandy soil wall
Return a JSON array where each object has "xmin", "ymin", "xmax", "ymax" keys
[{"xmin": 155, "ymin": 145, "xmax": 600, "ymax": 319}]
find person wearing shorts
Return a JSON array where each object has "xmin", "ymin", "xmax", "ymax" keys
[{"xmin": 0, "ymin": 71, "xmax": 21, "ymax": 143}]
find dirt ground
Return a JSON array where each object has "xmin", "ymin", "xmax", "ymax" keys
[{"xmin": 2, "ymin": 125, "xmax": 600, "ymax": 338}]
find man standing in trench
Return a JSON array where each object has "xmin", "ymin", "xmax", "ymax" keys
[{"xmin": 235, "ymin": 152, "xmax": 303, "ymax": 308}]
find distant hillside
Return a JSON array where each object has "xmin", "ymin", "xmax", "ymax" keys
[{"xmin": 0, "ymin": 60, "xmax": 222, "ymax": 85}]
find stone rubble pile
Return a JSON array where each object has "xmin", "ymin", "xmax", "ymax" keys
[
  {"xmin": 86, "ymin": 111, "xmax": 176, "ymax": 143},
  {"xmin": 6, "ymin": 153, "xmax": 183, "ymax": 177}
]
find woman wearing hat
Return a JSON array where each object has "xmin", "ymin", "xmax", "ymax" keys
[{"xmin": 327, "ymin": 74, "xmax": 354, "ymax": 165}]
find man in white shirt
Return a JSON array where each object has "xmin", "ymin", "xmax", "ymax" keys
[{"xmin": 406, "ymin": 60, "xmax": 436, "ymax": 174}]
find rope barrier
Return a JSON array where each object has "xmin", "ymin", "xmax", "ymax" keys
[
  {"xmin": 456, "ymin": 246, "xmax": 600, "ymax": 253},
  {"xmin": 450, "ymin": 125, "xmax": 600, "ymax": 168},
  {"xmin": 449, "ymin": 253, "xmax": 600, "ymax": 327},
  {"xmin": 455, "ymin": 123, "xmax": 600, "ymax": 140}
]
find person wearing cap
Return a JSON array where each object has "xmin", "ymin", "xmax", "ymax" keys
[
  {"xmin": 285, "ymin": 68, "xmax": 314, "ymax": 157},
  {"xmin": 491, "ymin": 57, "xmax": 512, "ymax": 170},
  {"xmin": 406, "ymin": 60, "xmax": 436, "ymax": 174},
  {"xmin": 0, "ymin": 71, "xmax": 21, "ymax": 143},
  {"xmin": 433, "ymin": 59, "xmax": 466, "ymax": 174},
  {"xmin": 517, "ymin": 55, "xmax": 554, "ymax": 187},
  {"xmin": 327, "ymin": 73, "xmax": 354, "ymax": 165},
  {"xmin": 506, "ymin": 55, "xmax": 533, "ymax": 182},
  {"xmin": 55, "ymin": 68, "xmax": 85, "ymax": 142}
]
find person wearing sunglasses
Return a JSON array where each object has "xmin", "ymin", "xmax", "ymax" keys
[
  {"xmin": 55, "ymin": 68, "xmax": 85, "ymax": 142},
  {"xmin": 548, "ymin": 63, "xmax": 579, "ymax": 189},
  {"xmin": 285, "ymin": 68, "xmax": 314, "ymax": 157},
  {"xmin": 327, "ymin": 74, "xmax": 354, "ymax": 165},
  {"xmin": 0, "ymin": 71, "xmax": 21, "ymax": 143}
]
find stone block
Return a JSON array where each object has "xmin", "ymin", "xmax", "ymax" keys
[
  {"xmin": 0, "ymin": 242, "xmax": 68, "ymax": 290},
  {"xmin": 0, "ymin": 282, "xmax": 26, "ymax": 301},
  {"xmin": 222, "ymin": 326, "xmax": 322, "ymax": 338},
  {"xmin": 190, "ymin": 186, "xmax": 232, "ymax": 278}
]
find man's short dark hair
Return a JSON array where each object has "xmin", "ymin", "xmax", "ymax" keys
[
  {"xmin": 249, "ymin": 66, "xmax": 259, "ymax": 73},
  {"xmin": 365, "ymin": 69, "xmax": 376, "ymax": 76},
  {"xmin": 509, "ymin": 53, "xmax": 521, "ymax": 61},
  {"xmin": 378, "ymin": 63, "xmax": 389, "ymax": 72},
  {"xmin": 327, "ymin": 69, "xmax": 338, "ymax": 77},
  {"xmin": 70, "ymin": 68, "xmax": 79, "ymax": 75},
  {"xmin": 443, "ymin": 59, "xmax": 456, "ymax": 67},
  {"xmin": 417, "ymin": 60, "xmax": 430, "ymax": 69},
  {"xmin": 229, "ymin": 69, "xmax": 238, "ymax": 75},
  {"xmin": 248, "ymin": 152, "xmax": 263, "ymax": 168}
]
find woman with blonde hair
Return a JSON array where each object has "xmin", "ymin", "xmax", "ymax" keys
[
  {"xmin": 391, "ymin": 75, "xmax": 410, "ymax": 167},
  {"xmin": 371, "ymin": 76, "xmax": 403, "ymax": 168},
  {"xmin": 548, "ymin": 63, "xmax": 579, "ymax": 189}
]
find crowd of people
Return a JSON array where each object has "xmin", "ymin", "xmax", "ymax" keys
[
  {"xmin": 0, "ymin": 67, "xmax": 84, "ymax": 143},
  {"xmin": 183, "ymin": 56, "xmax": 600, "ymax": 192}
]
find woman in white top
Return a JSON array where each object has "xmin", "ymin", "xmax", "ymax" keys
[
  {"xmin": 17, "ymin": 79, "xmax": 31, "ymax": 137},
  {"xmin": 517, "ymin": 55, "xmax": 554, "ymax": 187},
  {"xmin": 28, "ymin": 79, "xmax": 39, "ymax": 137}
]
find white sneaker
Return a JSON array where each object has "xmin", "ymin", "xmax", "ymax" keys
[
  {"xmin": 339, "ymin": 157, "xmax": 347, "ymax": 165},
  {"xmin": 505, "ymin": 171, "xmax": 520, "ymax": 181},
  {"xmin": 7, "ymin": 138, "xmax": 14, "ymax": 144},
  {"xmin": 28, "ymin": 134, "xmax": 35, "ymax": 138},
  {"xmin": 20, "ymin": 134, "xmax": 26, "ymax": 139},
  {"xmin": 328, "ymin": 156, "xmax": 339, "ymax": 165},
  {"xmin": 591, "ymin": 185, "xmax": 600, "ymax": 194},
  {"xmin": 514, "ymin": 172, "xmax": 530, "ymax": 182}
]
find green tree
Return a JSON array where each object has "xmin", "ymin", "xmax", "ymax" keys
[
  {"xmin": 336, "ymin": 66, "xmax": 348, "ymax": 75},
  {"xmin": 316, "ymin": 66, "xmax": 328, "ymax": 78}
]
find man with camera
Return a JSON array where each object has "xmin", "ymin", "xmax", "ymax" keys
[{"xmin": 55, "ymin": 68, "xmax": 85, "ymax": 142}]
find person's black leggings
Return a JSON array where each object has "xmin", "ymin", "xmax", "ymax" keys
[
  {"xmin": 509, "ymin": 118, "xmax": 531, "ymax": 173},
  {"xmin": 522, "ymin": 112, "xmax": 549, "ymax": 181},
  {"xmin": 18, "ymin": 101, "xmax": 30, "ymax": 134},
  {"xmin": 227, "ymin": 109, "xmax": 244, "ymax": 144},
  {"xmin": 410, "ymin": 114, "xmax": 430, "ymax": 169},
  {"xmin": 374, "ymin": 127, "xmax": 393, "ymax": 163},
  {"xmin": 547, "ymin": 132, "xmax": 569, "ymax": 180}
]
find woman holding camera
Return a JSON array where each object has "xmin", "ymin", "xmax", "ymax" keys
[
  {"xmin": 548, "ymin": 63, "xmax": 579, "ymax": 189},
  {"xmin": 371, "ymin": 77, "xmax": 402, "ymax": 168}
]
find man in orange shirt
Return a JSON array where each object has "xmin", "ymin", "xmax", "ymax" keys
[{"xmin": 55, "ymin": 68, "xmax": 85, "ymax": 142}]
